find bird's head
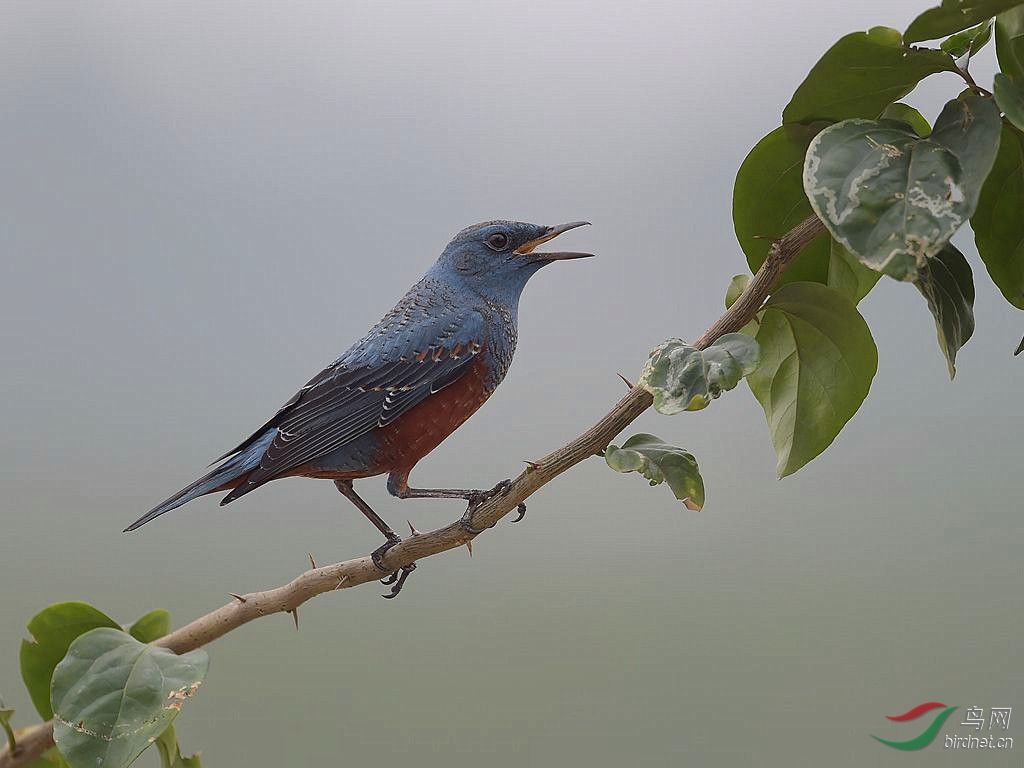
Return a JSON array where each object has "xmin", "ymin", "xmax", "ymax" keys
[{"xmin": 431, "ymin": 220, "xmax": 592, "ymax": 300}]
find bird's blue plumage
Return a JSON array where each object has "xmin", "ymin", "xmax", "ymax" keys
[
  {"xmin": 220, "ymin": 293, "xmax": 491, "ymax": 499},
  {"xmin": 127, "ymin": 220, "xmax": 590, "ymax": 532}
]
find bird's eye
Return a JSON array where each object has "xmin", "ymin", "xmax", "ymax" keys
[{"xmin": 485, "ymin": 232, "xmax": 509, "ymax": 251}]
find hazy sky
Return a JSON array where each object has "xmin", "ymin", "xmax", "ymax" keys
[{"xmin": 1, "ymin": 2, "xmax": 1020, "ymax": 766}]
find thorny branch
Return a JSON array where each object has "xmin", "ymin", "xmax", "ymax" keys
[{"xmin": 0, "ymin": 215, "xmax": 826, "ymax": 768}]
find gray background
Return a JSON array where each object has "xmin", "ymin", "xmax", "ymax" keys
[{"xmin": 1, "ymin": 1, "xmax": 1020, "ymax": 766}]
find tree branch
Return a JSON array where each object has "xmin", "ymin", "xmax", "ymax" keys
[{"xmin": 0, "ymin": 215, "xmax": 826, "ymax": 768}]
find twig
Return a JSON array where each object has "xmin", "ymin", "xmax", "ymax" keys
[
  {"xmin": 0, "ymin": 216, "xmax": 825, "ymax": 768},
  {"xmin": 955, "ymin": 64, "xmax": 993, "ymax": 97},
  {"xmin": 0, "ymin": 714, "xmax": 16, "ymax": 757}
]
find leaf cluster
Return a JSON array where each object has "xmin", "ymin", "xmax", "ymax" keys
[
  {"xmin": 611, "ymin": 0, "xmax": 1024, "ymax": 503},
  {"xmin": 8, "ymin": 603, "xmax": 203, "ymax": 768}
]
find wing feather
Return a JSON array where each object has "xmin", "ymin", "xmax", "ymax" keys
[{"xmin": 219, "ymin": 306, "xmax": 485, "ymax": 503}]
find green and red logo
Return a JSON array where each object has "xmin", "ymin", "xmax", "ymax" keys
[{"xmin": 871, "ymin": 702, "xmax": 958, "ymax": 750}]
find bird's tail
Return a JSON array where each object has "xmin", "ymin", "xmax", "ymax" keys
[{"xmin": 124, "ymin": 429, "xmax": 274, "ymax": 532}]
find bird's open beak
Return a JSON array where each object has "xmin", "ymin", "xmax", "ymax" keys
[{"xmin": 514, "ymin": 221, "xmax": 593, "ymax": 261}]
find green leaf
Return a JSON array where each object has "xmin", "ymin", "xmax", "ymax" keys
[
  {"xmin": 640, "ymin": 335, "xmax": 761, "ymax": 415},
  {"xmin": 747, "ymin": 282, "xmax": 877, "ymax": 477},
  {"xmin": 972, "ymin": 121, "xmax": 1024, "ymax": 308},
  {"xmin": 804, "ymin": 96, "xmax": 1002, "ymax": 280},
  {"xmin": 156, "ymin": 725, "xmax": 202, "ymax": 768},
  {"xmin": 5, "ymin": 705, "xmax": 69, "ymax": 767},
  {"xmin": 827, "ymin": 239, "xmax": 882, "ymax": 303},
  {"xmin": 906, "ymin": 1, "xmax": 1024, "ymax": 44},
  {"xmin": 913, "ymin": 244, "xmax": 976, "ymax": 377},
  {"xmin": 996, "ymin": 7, "xmax": 1024, "ymax": 80},
  {"xmin": 725, "ymin": 274, "xmax": 750, "ymax": 309},
  {"xmin": 784, "ymin": 28, "xmax": 956, "ymax": 124},
  {"xmin": 733, "ymin": 123, "xmax": 831, "ymax": 285},
  {"xmin": 881, "ymin": 102, "xmax": 932, "ymax": 136},
  {"xmin": 940, "ymin": 19, "xmax": 994, "ymax": 57},
  {"xmin": 971, "ymin": 18, "xmax": 996, "ymax": 54},
  {"xmin": 19, "ymin": 602, "xmax": 119, "ymax": 720},
  {"xmin": 995, "ymin": 72, "xmax": 1024, "ymax": 130},
  {"xmin": 127, "ymin": 610, "xmax": 171, "ymax": 644},
  {"xmin": 605, "ymin": 434, "xmax": 705, "ymax": 510},
  {"xmin": 52, "ymin": 628, "xmax": 209, "ymax": 768},
  {"xmin": 930, "ymin": 97, "xmax": 1004, "ymax": 208}
]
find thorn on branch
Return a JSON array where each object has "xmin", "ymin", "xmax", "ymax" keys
[
  {"xmin": 408, "ymin": 520, "xmax": 421, "ymax": 536},
  {"xmin": 617, "ymin": 372, "xmax": 634, "ymax": 389},
  {"xmin": 523, "ymin": 460, "xmax": 540, "ymax": 472},
  {"xmin": 229, "ymin": 593, "xmax": 247, "ymax": 603},
  {"xmin": 308, "ymin": 552, "xmax": 318, "ymax": 570},
  {"xmin": 289, "ymin": 608, "xmax": 299, "ymax": 631},
  {"xmin": 465, "ymin": 539, "xmax": 473, "ymax": 557}
]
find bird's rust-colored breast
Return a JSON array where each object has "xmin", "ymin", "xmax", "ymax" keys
[{"xmin": 371, "ymin": 352, "xmax": 494, "ymax": 473}]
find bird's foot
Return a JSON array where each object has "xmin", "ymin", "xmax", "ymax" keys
[
  {"xmin": 370, "ymin": 536, "xmax": 417, "ymax": 598},
  {"xmin": 470, "ymin": 478, "xmax": 512, "ymax": 504},
  {"xmin": 370, "ymin": 535, "xmax": 402, "ymax": 572},
  {"xmin": 381, "ymin": 563, "xmax": 416, "ymax": 599},
  {"xmin": 460, "ymin": 479, "xmax": 525, "ymax": 535}
]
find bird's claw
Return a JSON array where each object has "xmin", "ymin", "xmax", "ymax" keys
[
  {"xmin": 468, "ymin": 478, "xmax": 512, "ymax": 505},
  {"xmin": 461, "ymin": 479, "xmax": 523, "ymax": 535},
  {"xmin": 510, "ymin": 502, "xmax": 527, "ymax": 523},
  {"xmin": 459, "ymin": 508, "xmax": 490, "ymax": 536},
  {"xmin": 370, "ymin": 536, "xmax": 401, "ymax": 573},
  {"xmin": 370, "ymin": 538, "xmax": 417, "ymax": 598},
  {"xmin": 381, "ymin": 563, "xmax": 416, "ymax": 599}
]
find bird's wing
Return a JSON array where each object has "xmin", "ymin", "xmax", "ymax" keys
[{"xmin": 219, "ymin": 307, "xmax": 486, "ymax": 502}]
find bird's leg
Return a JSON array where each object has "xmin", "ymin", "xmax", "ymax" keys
[
  {"xmin": 387, "ymin": 472, "xmax": 526, "ymax": 535},
  {"xmin": 334, "ymin": 479, "xmax": 399, "ymax": 561},
  {"xmin": 334, "ymin": 480, "xmax": 415, "ymax": 598}
]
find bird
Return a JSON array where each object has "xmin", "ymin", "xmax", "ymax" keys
[{"xmin": 125, "ymin": 220, "xmax": 592, "ymax": 596}]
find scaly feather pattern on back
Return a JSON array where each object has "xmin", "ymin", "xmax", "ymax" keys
[{"xmin": 219, "ymin": 278, "xmax": 493, "ymax": 503}]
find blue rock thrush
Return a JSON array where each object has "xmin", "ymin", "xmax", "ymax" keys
[{"xmin": 125, "ymin": 220, "xmax": 591, "ymax": 595}]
